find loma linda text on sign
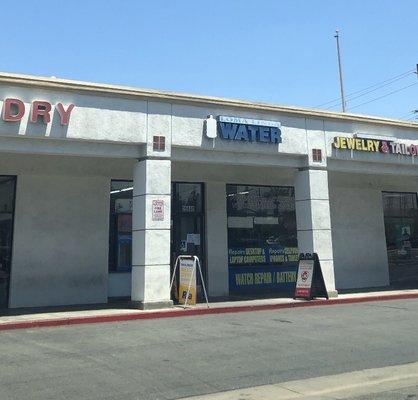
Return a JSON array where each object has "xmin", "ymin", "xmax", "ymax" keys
[
  {"xmin": 333, "ymin": 136, "xmax": 418, "ymax": 156},
  {"xmin": 218, "ymin": 116, "xmax": 282, "ymax": 144}
]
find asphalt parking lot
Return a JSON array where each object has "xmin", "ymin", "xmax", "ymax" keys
[{"xmin": 1, "ymin": 298, "xmax": 418, "ymax": 400}]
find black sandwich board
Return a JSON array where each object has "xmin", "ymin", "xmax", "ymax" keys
[{"xmin": 294, "ymin": 253, "xmax": 329, "ymax": 300}]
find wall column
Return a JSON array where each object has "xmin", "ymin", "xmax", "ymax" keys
[
  {"xmin": 295, "ymin": 168, "xmax": 337, "ymax": 297},
  {"xmin": 131, "ymin": 159, "xmax": 172, "ymax": 309}
]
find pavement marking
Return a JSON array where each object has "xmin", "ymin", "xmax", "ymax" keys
[{"xmin": 178, "ymin": 362, "xmax": 418, "ymax": 400}]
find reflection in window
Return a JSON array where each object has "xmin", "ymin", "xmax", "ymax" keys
[
  {"xmin": 109, "ymin": 181, "xmax": 133, "ymax": 272},
  {"xmin": 175, "ymin": 183, "xmax": 202, "ymax": 214},
  {"xmin": 227, "ymin": 185, "xmax": 297, "ymax": 250}
]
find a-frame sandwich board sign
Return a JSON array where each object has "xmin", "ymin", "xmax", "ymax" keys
[{"xmin": 294, "ymin": 253, "xmax": 329, "ymax": 300}]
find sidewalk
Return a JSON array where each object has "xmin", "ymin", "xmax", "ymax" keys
[
  {"xmin": 1, "ymin": 289, "xmax": 418, "ymax": 331},
  {"xmin": 177, "ymin": 362, "xmax": 418, "ymax": 400}
]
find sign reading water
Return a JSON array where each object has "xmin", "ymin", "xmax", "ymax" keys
[{"xmin": 218, "ymin": 116, "xmax": 282, "ymax": 144}]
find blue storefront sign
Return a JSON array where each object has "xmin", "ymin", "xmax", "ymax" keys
[
  {"xmin": 229, "ymin": 265, "xmax": 298, "ymax": 293},
  {"xmin": 218, "ymin": 115, "xmax": 282, "ymax": 144},
  {"xmin": 228, "ymin": 246, "xmax": 299, "ymax": 293}
]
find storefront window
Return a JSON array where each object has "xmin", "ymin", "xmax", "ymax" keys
[
  {"xmin": 226, "ymin": 184, "xmax": 298, "ymax": 295},
  {"xmin": 382, "ymin": 192, "xmax": 418, "ymax": 287},
  {"xmin": 109, "ymin": 180, "xmax": 133, "ymax": 272}
]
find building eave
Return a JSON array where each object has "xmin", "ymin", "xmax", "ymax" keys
[{"xmin": 0, "ymin": 71, "xmax": 417, "ymax": 130}]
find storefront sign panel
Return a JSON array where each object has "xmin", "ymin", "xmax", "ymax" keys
[
  {"xmin": 216, "ymin": 115, "xmax": 282, "ymax": 144},
  {"xmin": 229, "ymin": 264, "xmax": 298, "ymax": 293},
  {"xmin": 1, "ymin": 98, "xmax": 74, "ymax": 125},
  {"xmin": 228, "ymin": 246, "xmax": 299, "ymax": 293},
  {"xmin": 333, "ymin": 136, "xmax": 418, "ymax": 156}
]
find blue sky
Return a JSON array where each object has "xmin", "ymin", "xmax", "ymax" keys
[{"xmin": 1, "ymin": 0, "xmax": 417, "ymax": 119}]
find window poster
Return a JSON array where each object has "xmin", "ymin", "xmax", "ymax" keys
[{"xmin": 226, "ymin": 184, "xmax": 299, "ymax": 294}]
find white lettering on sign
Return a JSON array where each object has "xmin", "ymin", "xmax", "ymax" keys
[
  {"xmin": 152, "ymin": 200, "xmax": 164, "ymax": 221},
  {"xmin": 218, "ymin": 115, "xmax": 281, "ymax": 128}
]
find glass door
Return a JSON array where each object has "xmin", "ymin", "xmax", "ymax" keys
[
  {"xmin": 171, "ymin": 182, "xmax": 205, "ymax": 299},
  {"xmin": 0, "ymin": 176, "xmax": 16, "ymax": 308},
  {"xmin": 108, "ymin": 180, "xmax": 133, "ymax": 273},
  {"xmin": 382, "ymin": 192, "xmax": 418, "ymax": 288}
]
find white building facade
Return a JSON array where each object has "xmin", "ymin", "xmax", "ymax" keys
[{"xmin": 0, "ymin": 72, "xmax": 417, "ymax": 310}]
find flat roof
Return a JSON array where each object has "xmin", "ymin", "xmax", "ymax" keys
[{"xmin": 0, "ymin": 71, "xmax": 417, "ymax": 129}]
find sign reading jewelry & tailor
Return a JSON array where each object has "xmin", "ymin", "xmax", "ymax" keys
[
  {"xmin": 218, "ymin": 116, "xmax": 282, "ymax": 144},
  {"xmin": 333, "ymin": 136, "xmax": 418, "ymax": 156}
]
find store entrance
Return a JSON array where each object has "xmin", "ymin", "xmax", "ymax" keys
[
  {"xmin": 382, "ymin": 191, "xmax": 418, "ymax": 288},
  {"xmin": 0, "ymin": 176, "xmax": 16, "ymax": 309},
  {"xmin": 171, "ymin": 182, "xmax": 205, "ymax": 299}
]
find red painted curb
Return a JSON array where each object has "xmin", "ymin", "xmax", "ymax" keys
[{"xmin": 1, "ymin": 292, "xmax": 418, "ymax": 331}]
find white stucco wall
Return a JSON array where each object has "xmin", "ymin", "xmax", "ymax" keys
[
  {"xmin": 171, "ymin": 104, "xmax": 309, "ymax": 156},
  {"xmin": 1, "ymin": 154, "xmax": 136, "ymax": 308},
  {"xmin": 329, "ymin": 175, "xmax": 389, "ymax": 289},
  {"xmin": 0, "ymin": 85, "xmax": 147, "ymax": 143},
  {"xmin": 329, "ymin": 172, "xmax": 418, "ymax": 290},
  {"xmin": 3, "ymin": 77, "xmax": 418, "ymax": 306},
  {"xmin": 9, "ymin": 174, "xmax": 110, "ymax": 308},
  {"xmin": 3, "ymin": 80, "xmax": 418, "ymax": 168}
]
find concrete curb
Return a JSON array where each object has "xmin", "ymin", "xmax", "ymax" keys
[{"xmin": 1, "ymin": 292, "xmax": 418, "ymax": 331}]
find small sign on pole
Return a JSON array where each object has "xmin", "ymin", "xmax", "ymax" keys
[{"xmin": 294, "ymin": 253, "xmax": 329, "ymax": 300}]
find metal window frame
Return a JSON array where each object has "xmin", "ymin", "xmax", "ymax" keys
[{"xmin": 0, "ymin": 175, "xmax": 17, "ymax": 309}]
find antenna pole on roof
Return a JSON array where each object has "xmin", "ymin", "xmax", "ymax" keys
[{"xmin": 334, "ymin": 29, "xmax": 347, "ymax": 112}]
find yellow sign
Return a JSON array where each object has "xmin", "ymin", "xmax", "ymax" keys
[
  {"xmin": 333, "ymin": 136, "xmax": 380, "ymax": 152},
  {"xmin": 178, "ymin": 258, "xmax": 196, "ymax": 305}
]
